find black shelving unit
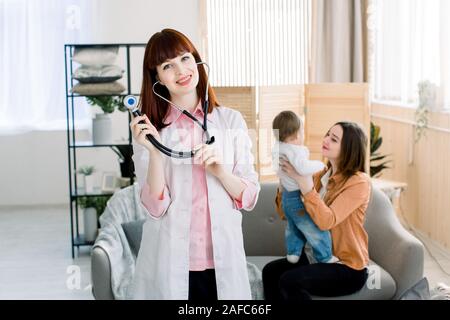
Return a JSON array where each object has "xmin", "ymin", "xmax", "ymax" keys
[{"xmin": 64, "ymin": 43, "xmax": 146, "ymax": 258}]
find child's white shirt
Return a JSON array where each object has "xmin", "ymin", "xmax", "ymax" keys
[{"xmin": 272, "ymin": 142, "xmax": 326, "ymax": 192}]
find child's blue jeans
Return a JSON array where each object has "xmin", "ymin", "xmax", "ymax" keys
[{"xmin": 281, "ymin": 189, "xmax": 333, "ymax": 263}]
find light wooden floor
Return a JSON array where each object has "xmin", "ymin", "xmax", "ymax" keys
[{"xmin": 0, "ymin": 205, "xmax": 449, "ymax": 300}]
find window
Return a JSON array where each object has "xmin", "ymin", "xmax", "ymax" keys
[
  {"xmin": 206, "ymin": 0, "xmax": 311, "ymax": 87},
  {"xmin": 372, "ymin": 0, "xmax": 450, "ymax": 110},
  {"xmin": 0, "ymin": 0, "xmax": 93, "ymax": 135}
]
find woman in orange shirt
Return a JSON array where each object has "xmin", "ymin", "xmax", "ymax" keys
[{"xmin": 262, "ymin": 121, "xmax": 371, "ymax": 300}]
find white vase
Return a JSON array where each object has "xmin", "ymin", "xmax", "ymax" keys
[
  {"xmin": 84, "ymin": 175, "xmax": 94, "ymax": 194},
  {"xmin": 92, "ymin": 113, "xmax": 112, "ymax": 145},
  {"xmin": 83, "ymin": 207, "xmax": 98, "ymax": 242}
]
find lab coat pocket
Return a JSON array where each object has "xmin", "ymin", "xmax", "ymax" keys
[{"xmin": 138, "ymin": 217, "xmax": 162, "ymax": 266}]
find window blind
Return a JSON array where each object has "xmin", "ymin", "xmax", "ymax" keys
[{"xmin": 207, "ymin": 0, "xmax": 311, "ymax": 87}]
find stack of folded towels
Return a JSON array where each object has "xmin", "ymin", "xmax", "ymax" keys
[{"xmin": 70, "ymin": 45, "xmax": 126, "ymax": 95}]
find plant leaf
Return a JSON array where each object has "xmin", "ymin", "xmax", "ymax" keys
[
  {"xmin": 371, "ymin": 137, "xmax": 382, "ymax": 154},
  {"xmin": 85, "ymin": 95, "xmax": 126, "ymax": 113},
  {"xmin": 370, "ymin": 122, "xmax": 375, "ymax": 140},
  {"xmin": 371, "ymin": 154, "xmax": 388, "ymax": 162},
  {"xmin": 370, "ymin": 163, "xmax": 390, "ymax": 177},
  {"xmin": 373, "ymin": 125, "xmax": 380, "ymax": 142}
]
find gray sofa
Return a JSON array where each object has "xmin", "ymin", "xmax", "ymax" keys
[{"xmin": 91, "ymin": 182, "xmax": 424, "ymax": 300}]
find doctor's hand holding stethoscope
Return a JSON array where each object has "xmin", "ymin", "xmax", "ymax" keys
[{"xmin": 130, "ymin": 114, "xmax": 161, "ymax": 152}]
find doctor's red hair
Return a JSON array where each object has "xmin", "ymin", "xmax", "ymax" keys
[{"xmin": 138, "ymin": 28, "xmax": 219, "ymax": 131}]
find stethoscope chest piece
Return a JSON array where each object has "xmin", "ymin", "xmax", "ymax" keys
[{"xmin": 124, "ymin": 96, "xmax": 138, "ymax": 109}]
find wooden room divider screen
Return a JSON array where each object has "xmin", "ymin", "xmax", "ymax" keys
[{"xmin": 214, "ymin": 83, "xmax": 370, "ymax": 181}]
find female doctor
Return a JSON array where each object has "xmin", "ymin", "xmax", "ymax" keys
[{"xmin": 129, "ymin": 29, "xmax": 260, "ymax": 300}]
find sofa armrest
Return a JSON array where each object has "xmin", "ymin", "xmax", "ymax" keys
[
  {"xmin": 365, "ymin": 188, "xmax": 425, "ymax": 299},
  {"xmin": 383, "ymin": 232, "xmax": 424, "ymax": 299},
  {"xmin": 91, "ymin": 246, "xmax": 115, "ymax": 300}
]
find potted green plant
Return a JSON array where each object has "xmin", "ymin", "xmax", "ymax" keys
[
  {"xmin": 77, "ymin": 165, "xmax": 95, "ymax": 193},
  {"xmin": 78, "ymin": 195, "xmax": 111, "ymax": 242},
  {"xmin": 86, "ymin": 96, "xmax": 126, "ymax": 145},
  {"xmin": 86, "ymin": 96, "xmax": 127, "ymax": 113},
  {"xmin": 370, "ymin": 122, "xmax": 392, "ymax": 177}
]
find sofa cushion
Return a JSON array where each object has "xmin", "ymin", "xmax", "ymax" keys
[
  {"xmin": 71, "ymin": 81, "xmax": 126, "ymax": 95},
  {"xmin": 73, "ymin": 65, "xmax": 124, "ymax": 83},
  {"xmin": 247, "ymin": 256, "xmax": 396, "ymax": 300},
  {"xmin": 72, "ymin": 45, "xmax": 119, "ymax": 66},
  {"xmin": 243, "ymin": 183, "xmax": 287, "ymax": 256},
  {"xmin": 121, "ymin": 219, "xmax": 146, "ymax": 257}
]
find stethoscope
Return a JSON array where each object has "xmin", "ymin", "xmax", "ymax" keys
[{"xmin": 125, "ymin": 62, "xmax": 215, "ymax": 158}]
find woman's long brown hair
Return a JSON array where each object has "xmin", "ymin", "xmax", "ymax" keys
[{"xmin": 138, "ymin": 29, "xmax": 219, "ymax": 131}]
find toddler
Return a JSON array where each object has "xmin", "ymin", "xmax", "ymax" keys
[{"xmin": 272, "ymin": 111, "xmax": 338, "ymax": 264}]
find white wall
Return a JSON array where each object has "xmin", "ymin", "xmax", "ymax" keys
[
  {"xmin": 89, "ymin": 0, "xmax": 200, "ymax": 46},
  {"xmin": 0, "ymin": 0, "xmax": 200, "ymax": 206}
]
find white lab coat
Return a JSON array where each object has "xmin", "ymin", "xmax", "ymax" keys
[{"xmin": 130, "ymin": 106, "xmax": 260, "ymax": 300}]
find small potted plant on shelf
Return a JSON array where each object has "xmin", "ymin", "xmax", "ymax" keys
[
  {"xmin": 86, "ymin": 96, "xmax": 127, "ymax": 145},
  {"xmin": 78, "ymin": 195, "xmax": 111, "ymax": 242},
  {"xmin": 77, "ymin": 165, "xmax": 96, "ymax": 194}
]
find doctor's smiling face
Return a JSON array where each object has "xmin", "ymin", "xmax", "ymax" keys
[
  {"xmin": 139, "ymin": 28, "xmax": 219, "ymax": 130},
  {"xmin": 156, "ymin": 51, "xmax": 199, "ymax": 98}
]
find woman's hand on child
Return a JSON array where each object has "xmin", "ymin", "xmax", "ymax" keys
[
  {"xmin": 193, "ymin": 144, "xmax": 225, "ymax": 178},
  {"xmin": 279, "ymin": 157, "xmax": 314, "ymax": 194}
]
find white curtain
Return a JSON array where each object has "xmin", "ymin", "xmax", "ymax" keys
[
  {"xmin": 311, "ymin": 0, "xmax": 368, "ymax": 83},
  {"xmin": 0, "ymin": 0, "xmax": 92, "ymax": 135},
  {"xmin": 206, "ymin": 0, "xmax": 311, "ymax": 86},
  {"xmin": 373, "ymin": 0, "xmax": 450, "ymax": 110}
]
